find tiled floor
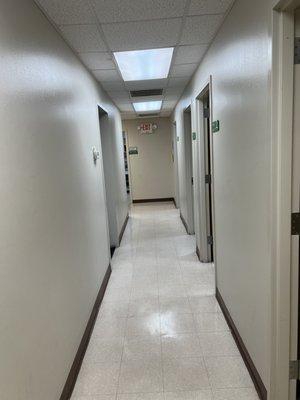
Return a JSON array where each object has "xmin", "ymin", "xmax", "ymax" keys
[{"xmin": 72, "ymin": 202, "xmax": 259, "ymax": 400}]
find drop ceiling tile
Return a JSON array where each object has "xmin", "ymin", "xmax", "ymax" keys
[
  {"xmin": 102, "ymin": 19, "xmax": 181, "ymax": 51},
  {"xmin": 174, "ymin": 45, "xmax": 208, "ymax": 65},
  {"xmin": 164, "ymin": 86, "xmax": 185, "ymax": 96},
  {"xmin": 160, "ymin": 110, "xmax": 172, "ymax": 117},
  {"xmin": 36, "ymin": 0, "xmax": 96, "ymax": 24},
  {"xmin": 59, "ymin": 24, "xmax": 107, "ymax": 52},
  {"xmin": 121, "ymin": 112, "xmax": 137, "ymax": 120},
  {"xmin": 168, "ymin": 76, "xmax": 190, "ymax": 87},
  {"xmin": 101, "ymin": 81, "xmax": 125, "ymax": 91},
  {"xmin": 170, "ymin": 63, "xmax": 198, "ymax": 78},
  {"xmin": 107, "ymin": 90, "xmax": 130, "ymax": 100},
  {"xmin": 180, "ymin": 14, "xmax": 224, "ymax": 45},
  {"xmin": 79, "ymin": 52, "xmax": 114, "ymax": 69},
  {"xmin": 130, "ymin": 95, "xmax": 163, "ymax": 102},
  {"xmin": 93, "ymin": 69, "xmax": 121, "ymax": 81},
  {"xmin": 162, "ymin": 100, "xmax": 178, "ymax": 110},
  {"xmin": 117, "ymin": 102, "xmax": 134, "ymax": 112},
  {"xmin": 91, "ymin": 0, "xmax": 187, "ymax": 23},
  {"xmin": 164, "ymin": 92, "xmax": 181, "ymax": 101},
  {"xmin": 126, "ymin": 79, "xmax": 168, "ymax": 91},
  {"xmin": 189, "ymin": 0, "xmax": 233, "ymax": 15}
]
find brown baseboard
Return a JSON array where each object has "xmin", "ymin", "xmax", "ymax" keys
[
  {"xmin": 196, "ymin": 245, "xmax": 201, "ymax": 261},
  {"xmin": 119, "ymin": 213, "xmax": 129, "ymax": 245},
  {"xmin": 60, "ymin": 264, "xmax": 112, "ymax": 400},
  {"xmin": 132, "ymin": 197, "xmax": 175, "ymax": 203},
  {"xmin": 180, "ymin": 212, "xmax": 189, "ymax": 234},
  {"xmin": 216, "ymin": 288, "xmax": 267, "ymax": 400},
  {"xmin": 172, "ymin": 197, "xmax": 177, "ymax": 208}
]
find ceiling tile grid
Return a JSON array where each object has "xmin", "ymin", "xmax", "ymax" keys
[{"xmin": 35, "ymin": 0, "xmax": 234, "ymax": 118}]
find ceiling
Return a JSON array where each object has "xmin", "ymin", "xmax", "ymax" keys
[{"xmin": 35, "ymin": 0, "xmax": 233, "ymax": 119}]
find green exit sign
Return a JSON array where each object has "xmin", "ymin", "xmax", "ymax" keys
[
  {"xmin": 192, "ymin": 132, "xmax": 196, "ymax": 140},
  {"xmin": 212, "ymin": 120, "xmax": 220, "ymax": 133}
]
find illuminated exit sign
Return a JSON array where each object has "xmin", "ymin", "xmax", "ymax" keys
[{"xmin": 138, "ymin": 123, "xmax": 158, "ymax": 134}]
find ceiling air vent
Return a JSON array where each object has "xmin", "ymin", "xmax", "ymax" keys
[
  {"xmin": 138, "ymin": 113, "xmax": 159, "ymax": 117},
  {"xmin": 130, "ymin": 89, "xmax": 163, "ymax": 97}
]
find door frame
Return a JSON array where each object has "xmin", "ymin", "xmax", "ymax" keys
[
  {"xmin": 270, "ymin": 2, "xmax": 300, "ymax": 399},
  {"xmin": 194, "ymin": 77, "xmax": 217, "ymax": 265},
  {"xmin": 183, "ymin": 105, "xmax": 195, "ymax": 234},
  {"xmin": 172, "ymin": 121, "xmax": 180, "ymax": 209}
]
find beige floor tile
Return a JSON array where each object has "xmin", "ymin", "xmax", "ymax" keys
[
  {"xmin": 160, "ymin": 312, "xmax": 196, "ymax": 335},
  {"xmin": 84, "ymin": 336, "xmax": 124, "ymax": 363},
  {"xmin": 188, "ymin": 296, "xmax": 221, "ymax": 313},
  {"xmin": 205, "ymin": 356, "xmax": 253, "ymax": 389},
  {"xmin": 73, "ymin": 361, "xmax": 120, "ymax": 396},
  {"xmin": 193, "ymin": 313, "xmax": 229, "ymax": 333},
  {"xmin": 118, "ymin": 358, "xmax": 163, "ymax": 394},
  {"xmin": 159, "ymin": 296, "xmax": 192, "ymax": 314},
  {"xmin": 128, "ymin": 297, "xmax": 160, "ymax": 317},
  {"xmin": 212, "ymin": 388, "xmax": 259, "ymax": 399},
  {"xmin": 162, "ymin": 334, "xmax": 202, "ymax": 358},
  {"xmin": 163, "ymin": 357, "xmax": 210, "ymax": 391},
  {"xmin": 72, "ymin": 395, "xmax": 116, "ymax": 400},
  {"xmin": 126, "ymin": 314, "xmax": 161, "ymax": 337},
  {"xmin": 199, "ymin": 332, "xmax": 239, "ymax": 356},
  {"xmin": 164, "ymin": 390, "xmax": 213, "ymax": 399},
  {"xmin": 123, "ymin": 335, "xmax": 161, "ymax": 361},
  {"xmin": 117, "ymin": 393, "xmax": 164, "ymax": 400},
  {"xmin": 93, "ymin": 316, "xmax": 127, "ymax": 338}
]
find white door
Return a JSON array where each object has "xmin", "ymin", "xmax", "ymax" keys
[{"xmin": 291, "ymin": 8, "xmax": 300, "ymax": 400}]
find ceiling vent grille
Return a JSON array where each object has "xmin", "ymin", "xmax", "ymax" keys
[
  {"xmin": 130, "ymin": 89, "xmax": 163, "ymax": 97},
  {"xmin": 138, "ymin": 113, "xmax": 159, "ymax": 117}
]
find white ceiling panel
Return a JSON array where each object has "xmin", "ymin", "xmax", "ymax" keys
[
  {"xmin": 162, "ymin": 100, "xmax": 178, "ymax": 110},
  {"xmin": 174, "ymin": 45, "xmax": 208, "ymax": 65},
  {"xmin": 101, "ymin": 81, "xmax": 125, "ymax": 91},
  {"xmin": 91, "ymin": 0, "xmax": 187, "ymax": 23},
  {"xmin": 118, "ymin": 102, "xmax": 134, "ymax": 112},
  {"xmin": 59, "ymin": 25, "xmax": 107, "ymax": 52},
  {"xmin": 107, "ymin": 90, "xmax": 130, "ymax": 100},
  {"xmin": 168, "ymin": 76, "xmax": 190, "ymax": 87},
  {"xmin": 79, "ymin": 52, "xmax": 114, "ymax": 69},
  {"xmin": 125, "ymin": 79, "xmax": 168, "ymax": 91},
  {"xmin": 164, "ymin": 86, "xmax": 185, "ymax": 95},
  {"xmin": 160, "ymin": 110, "xmax": 172, "ymax": 117},
  {"xmin": 180, "ymin": 14, "xmax": 224, "ymax": 45},
  {"xmin": 189, "ymin": 0, "xmax": 233, "ymax": 16},
  {"xmin": 164, "ymin": 92, "xmax": 181, "ymax": 101},
  {"xmin": 170, "ymin": 63, "xmax": 198, "ymax": 78},
  {"xmin": 102, "ymin": 19, "xmax": 181, "ymax": 51},
  {"xmin": 36, "ymin": 0, "xmax": 96, "ymax": 24},
  {"xmin": 93, "ymin": 69, "xmax": 121, "ymax": 81}
]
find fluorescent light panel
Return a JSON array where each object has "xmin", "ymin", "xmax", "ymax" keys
[
  {"xmin": 114, "ymin": 48, "xmax": 174, "ymax": 81},
  {"xmin": 133, "ymin": 101, "xmax": 162, "ymax": 112}
]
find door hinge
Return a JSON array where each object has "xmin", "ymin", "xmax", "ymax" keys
[
  {"xmin": 290, "ymin": 360, "xmax": 300, "ymax": 380},
  {"xmin": 291, "ymin": 212, "xmax": 300, "ymax": 235},
  {"xmin": 203, "ymin": 108, "xmax": 210, "ymax": 119},
  {"xmin": 207, "ymin": 235, "xmax": 213, "ymax": 245},
  {"xmin": 295, "ymin": 37, "xmax": 300, "ymax": 64},
  {"xmin": 205, "ymin": 174, "xmax": 211, "ymax": 184}
]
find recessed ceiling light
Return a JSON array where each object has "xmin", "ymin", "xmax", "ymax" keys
[
  {"xmin": 133, "ymin": 101, "xmax": 162, "ymax": 112},
  {"xmin": 114, "ymin": 48, "xmax": 174, "ymax": 81}
]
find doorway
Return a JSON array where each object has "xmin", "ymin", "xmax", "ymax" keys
[
  {"xmin": 196, "ymin": 84, "xmax": 215, "ymax": 263},
  {"xmin": 271, "ymin": 3, "xmax": 300, "ymax": 399},
  {"xmin": 98, "ymin": 106, "xmax": 118, "ymax": 256},
  {"xmin": 172, "ymin": 121, "xmax": 180, "ymax": 209},
  {"xmin": 183, "ymin": 106, "xmax": 194, "ymax": 234}
]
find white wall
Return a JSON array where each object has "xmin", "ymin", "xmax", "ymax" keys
[
  {"xmin": 0, "ymin": 1, "xmax": 127, "ymax": 399},
  {"xmin": 173, "ymin": 0, "xmax": 272, "ymax": 391},
  {"xmin": 123, "ymin": 117, "xmax": 174, "ymax": 200}
]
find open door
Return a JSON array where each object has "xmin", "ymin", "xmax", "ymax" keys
[
  {"xmin": 183, "ymin": 106, "xmax": 194, "ymax": 234},
  {"xmin": 293, "ymin": 8, "xmax": 300, "ymax": 400},
  {"xmin": 196, "ymin": 84, "xmax": 215, "ymax": 263},
  {"xmin": 98, "ymin": 106, "xmax": 118, "ymax": 256}
]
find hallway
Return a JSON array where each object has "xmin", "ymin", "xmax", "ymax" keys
[{"xmin": 72, "ymin": 202, "xmax": 258, "ymax": 400}]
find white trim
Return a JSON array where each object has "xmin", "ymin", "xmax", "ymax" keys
[{"xmin": 270, "ymin": 6, "xmax": 295, "ymax": 400}]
